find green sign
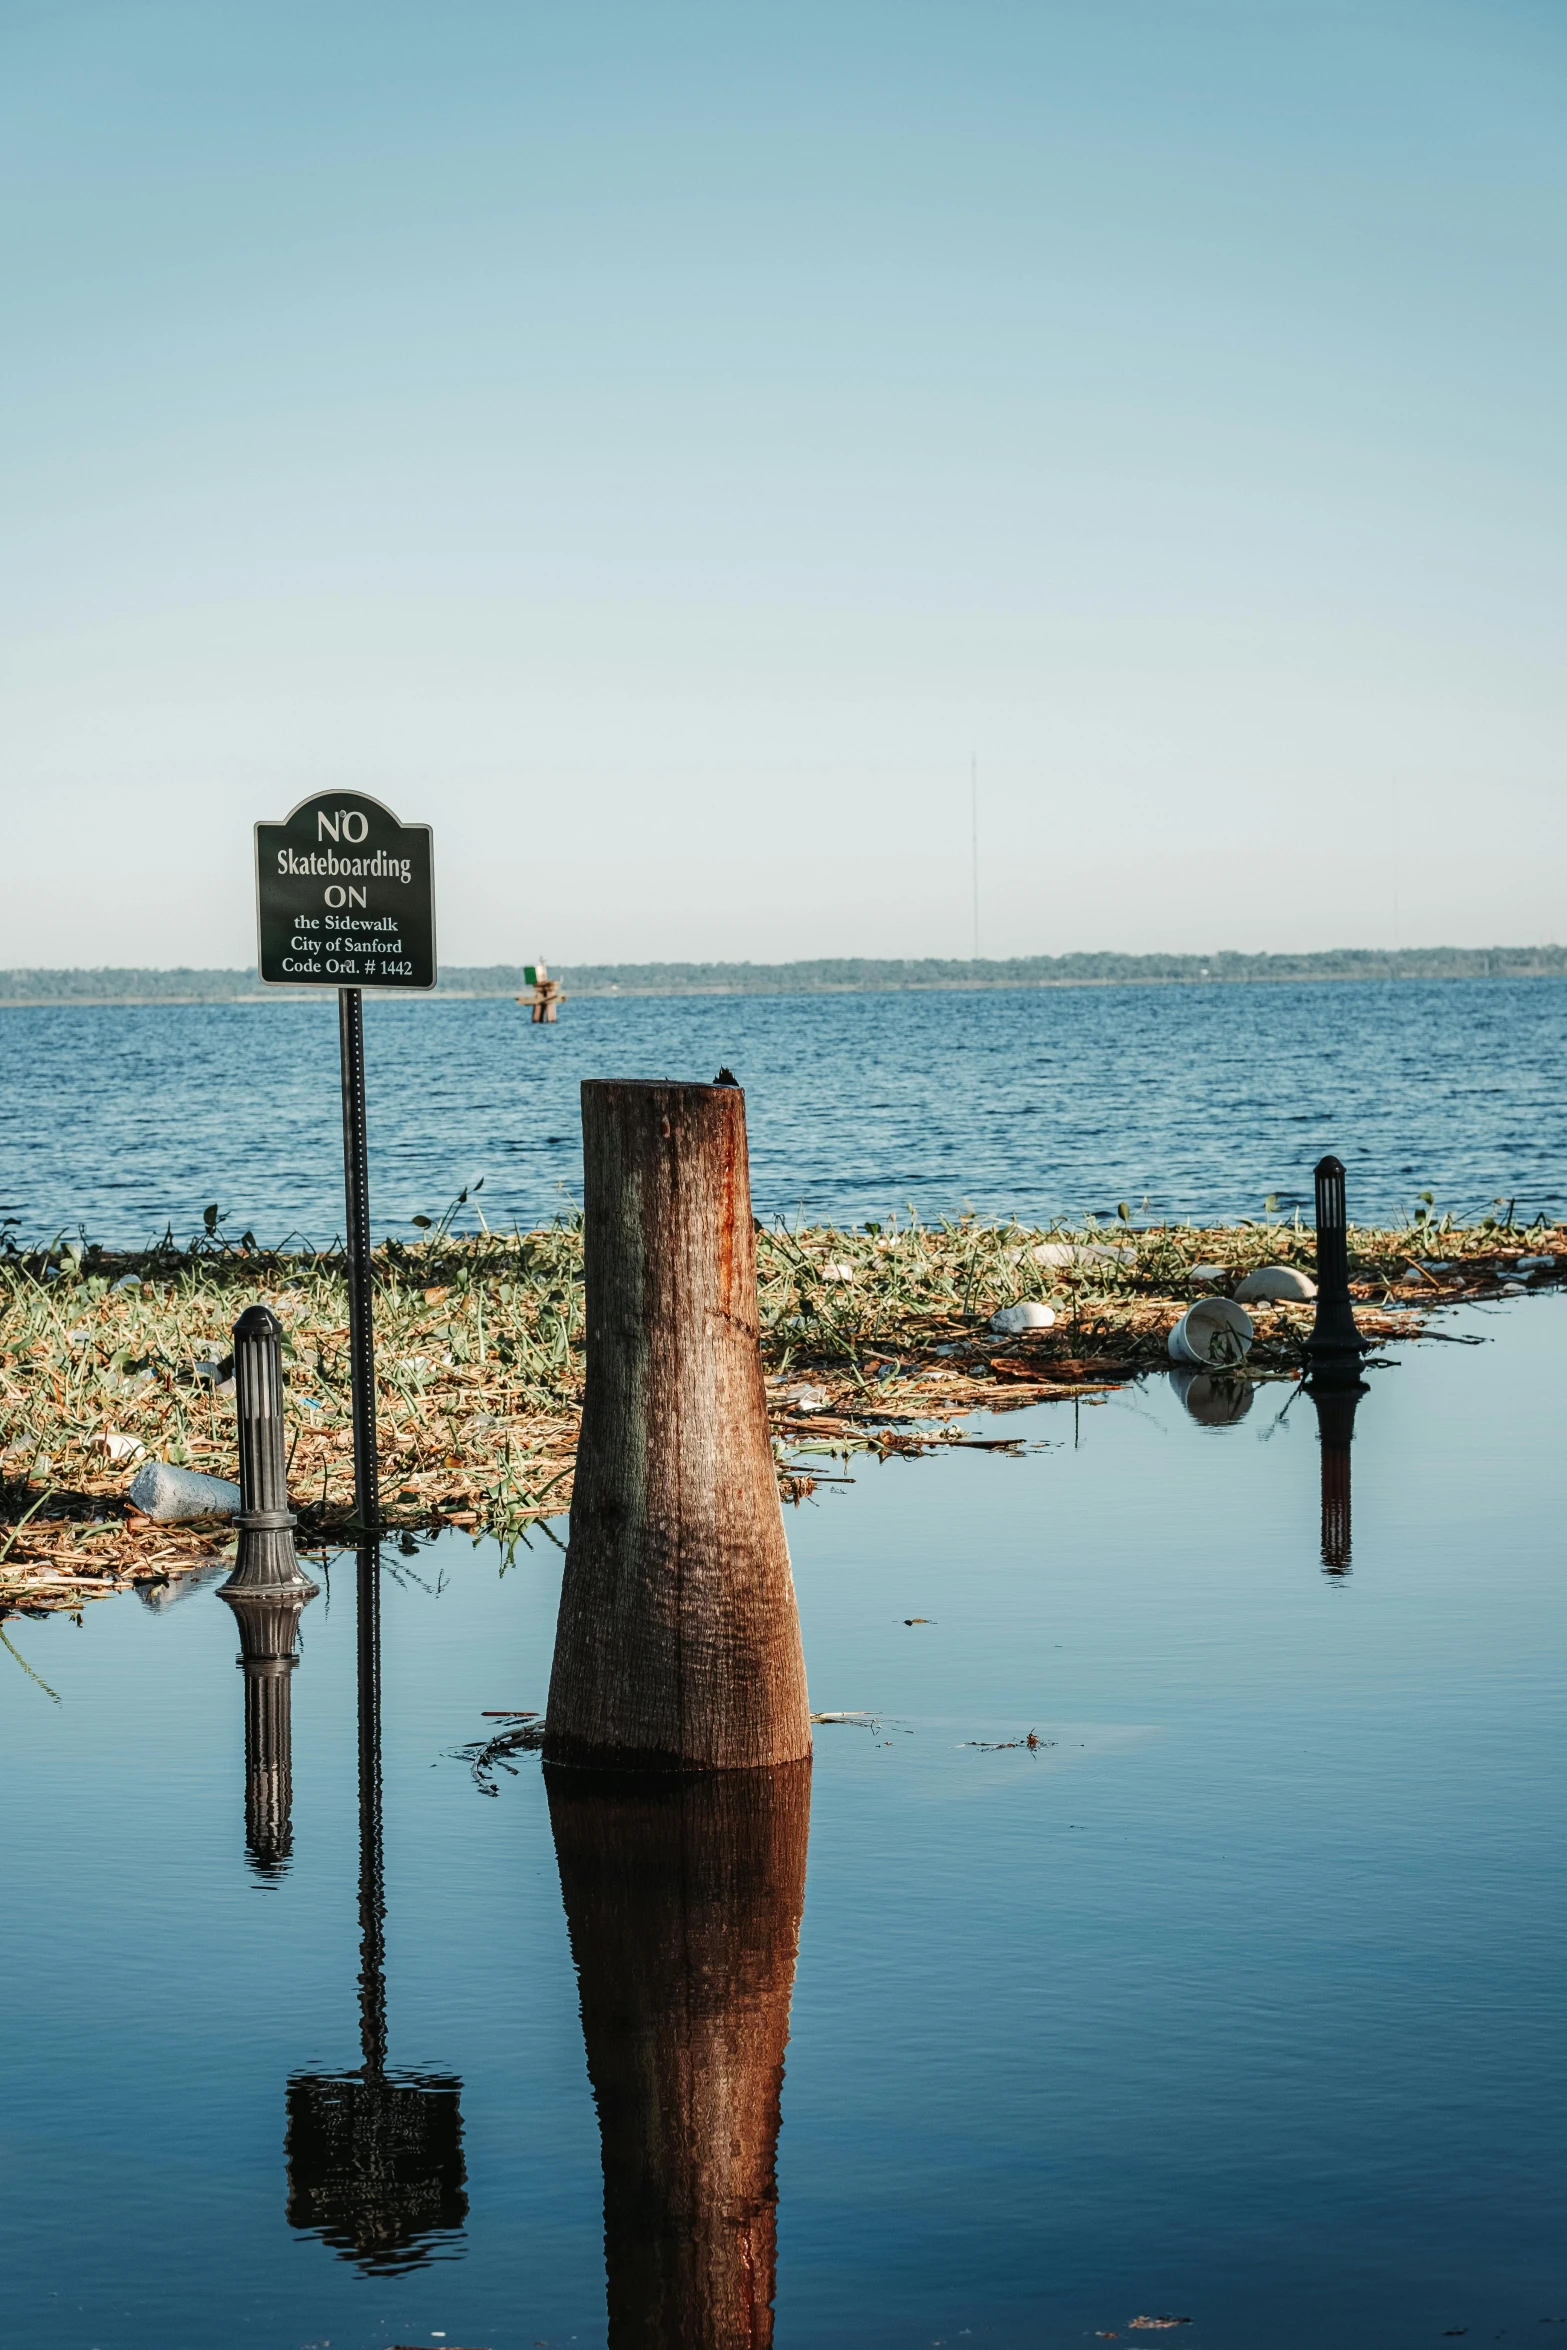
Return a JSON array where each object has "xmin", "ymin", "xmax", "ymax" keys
[{"xmin": 255, "ymin": 793, "xmax": 436, "ymax": 989}]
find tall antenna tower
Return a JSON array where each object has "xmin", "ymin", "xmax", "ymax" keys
[{"xmin": 970, "ymin": 756, "xmax": 979, "ymax": 960}]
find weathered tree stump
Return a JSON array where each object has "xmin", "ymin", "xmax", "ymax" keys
[
  {"xmin": 544, "ymin": 1079, "xmax": 811, "ymax": 1772},
  {"xmin": 547, "ymin": 1759, "xmax": 811, "ymax": 2349}
]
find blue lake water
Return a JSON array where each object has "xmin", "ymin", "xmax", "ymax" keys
[
  {"xmin": 2, "ymin": 1293, "xmax": 1563, "ymax": 2348},
  {"xmin": 1, "ymin": 978, "xmax": 1563, "ymax": 1247}
]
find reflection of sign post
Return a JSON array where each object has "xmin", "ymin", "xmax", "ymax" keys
[
  {"xmin": 255, "ymin": 794, "xmax": 437, "ymax": 1528},
  {"xmin": 286, "ymin": 1546, "xmax": 467, "ymax": 2273}
]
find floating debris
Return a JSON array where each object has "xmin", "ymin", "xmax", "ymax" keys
[
  {"xmin": 989, "ymin": 1301, "xmax": 1056, "ymax": 1334},
  {"xmin": 1167, "ymin": 1297, "xmax": 1254, "ymax": 1366},
  {"xmin": 3, "ymin": 1210, "xmax": 1560, "ymax": 1600},
  {"xmin": 1233, "ymin": 1265, "xmax": 1316, "ymax": 1303},
  {"xmin": 126, "ymin": 1461, "xmax": 242, "ymax": 1523},
  {"xmin": 449, "ymin": 1714, "xmax": 547, "ymax": 1794}
]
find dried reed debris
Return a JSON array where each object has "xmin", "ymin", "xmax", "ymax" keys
[{"xmin": 1, "ymin": 1207, "xmax": 1557, "ymax": 1607}]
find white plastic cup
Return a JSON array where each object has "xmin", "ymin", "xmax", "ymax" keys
[{"xmin": 1167, "ymin": 1296, "xmax": 1254, "ymax": 1366}]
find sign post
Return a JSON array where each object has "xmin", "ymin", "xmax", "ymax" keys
[{"xmin": 256, "ymin": 793, "xmax": 436, "ymax": 1528}]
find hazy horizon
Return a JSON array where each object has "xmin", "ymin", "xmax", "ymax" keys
[
  {"xmin": 3, "ymin": 940, "xmax": 1565, "ymax": 1005},
  {"xmin": 4, "ymin": 2, "xmax": 1565, "ymax": 968}
]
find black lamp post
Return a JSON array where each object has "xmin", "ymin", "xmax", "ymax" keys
[
  {"xmin": 222, "ymin": 1306, "xmax": 319, "ymax": 1597},
  {"xmin": 220, "ymin": 1303, "xmax": 318, "ymax": 1874},
  {"xmin": 1305, "ymin": 1156, "xmax": 1367, "ymax": 1366},
  {"xmin": 1302, "ymin": 1156, "xmax": 1371, "ymax": 1573}
]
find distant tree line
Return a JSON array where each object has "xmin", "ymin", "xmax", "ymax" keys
[{"xmin": 3, "ymin": 946, "xmax": 1567, "ymax": 1005}]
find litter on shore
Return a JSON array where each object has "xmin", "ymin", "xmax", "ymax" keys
[{"xmin": 2, "ymin": 1212, "xmax": 1558, "ymax": 1610}]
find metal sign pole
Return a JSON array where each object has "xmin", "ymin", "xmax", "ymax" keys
[
  {"xmin": 255, "ymin": 792, "xmax": 435, "ymax": 1530},
  {"xmin": 338, "ymin": 988, "xmax": 380, "ymax": 1530},
  {"xmin": 355, "ymin": 1538, "xmax": 387, "ymax": 2075}
]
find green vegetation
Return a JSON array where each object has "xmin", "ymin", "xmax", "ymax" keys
[{"xmin": 2, "ymin": 1208, "xmax": 1556, "ymax": 1609}]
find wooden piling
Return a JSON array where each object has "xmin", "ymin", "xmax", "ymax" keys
[{"xmin": 543, "ymin": 1079, "xmax": 811, "ymax": 1772}]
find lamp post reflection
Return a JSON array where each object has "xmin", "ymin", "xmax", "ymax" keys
[
  {"xmin": 1308, "ymin": 1366, "xmax": 1369, "ymax": 1577},
  {"xmin": 220, "ymin": 1299, "xmax": 320, "ymax": 1875},
  {"xmin": 222, "ymin": 1588, "xmax": 311, "ymax": 1876},
  {"xmin": 285, "ymin": 1545, "xmax": 467, "ymax": 2273},
  {"xmin": 548, "ymin": 1759, "xmax": 812, "ymax": 2349}
]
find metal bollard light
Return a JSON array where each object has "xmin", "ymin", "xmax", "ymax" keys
[
  {"xmin": 1306, "ymin": 1154, "xmax": 1366, "ymax": 1364},
  {"xmin": 221, "ymin": 1305, "xmax": 319, "ymax": 1596}
]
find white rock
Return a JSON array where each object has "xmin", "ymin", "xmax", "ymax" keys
[
  {"xmin": 1029, "ymin": 1241, "xmax": 1130, "ymax": 1269},
  {"xmin": 126, "ymin": 1461, "xmax": 242, "ymax": 1522},
  {"xmin": 989, "ymin": 1301, "xmax": 1057, "ymax": 1334},
  {"xmin": 782, "ymin": 1384, "xmax": 830, "ymax": 1411},
  {"xmin": 101, "ymin": 1431, "xmax": 146, "ymax": 1464},
  {"xmin": 112, "ymin": 1273, "xmax": 142, "ymax": 1291},
  {"xmin": 1232, "ymin": 1265, "xmax": 1317, "ymax": 1304},
  {"xmin": 821, "ymin": 1262, "xmax": 856, "ymax": 1282}
]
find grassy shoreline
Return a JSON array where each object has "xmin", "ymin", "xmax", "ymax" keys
[{"xmin": 2, "ymin": 1212, "xmax": 1558, "ymax": 1614}]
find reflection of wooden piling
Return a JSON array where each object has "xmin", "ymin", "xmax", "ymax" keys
[
  {"xmin": 547, "ymin": 1760, "xmax": 811, "ymax": 2350},
  {"xmin": 545, "ymin": 1080, "xmax": 811, "ymax": 1772}
]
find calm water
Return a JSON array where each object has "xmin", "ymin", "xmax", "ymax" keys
[
  {"xmin": 1, "ymin": 978, "xmax": 1563, "ymax": 1246},
  {"xmin": 2, "ymin": 1294, "xmax": 1563, "ymax": 2347}
]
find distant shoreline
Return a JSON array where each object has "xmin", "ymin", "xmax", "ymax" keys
[{"xmin": 1, "ymin": 945, "xmax": 1565, "ymax": 1007}]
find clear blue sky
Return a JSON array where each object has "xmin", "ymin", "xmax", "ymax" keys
[{"xmin": 3, "ymin": 0, "xmax": 1564, "ymax": 966}]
